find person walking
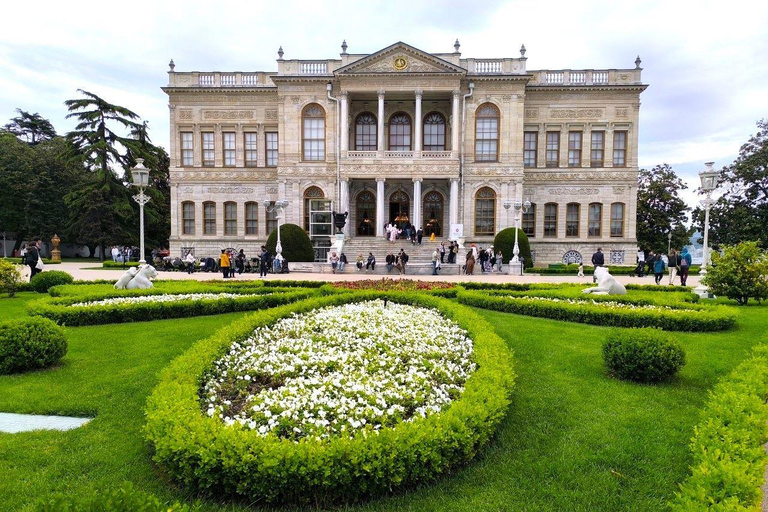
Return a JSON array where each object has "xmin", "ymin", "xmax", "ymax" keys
[
  {"xmin": 236, "ymin": 249, "xmax": 246, "ymax": 275},
  {"xmin": 219, "ymin": 249, "xmax": 231, "ymax": 279},
  {"xmin": 439, "ymin": 242, "xmax": 446, "ymax": 264},
  {"xmin": 591, "ymin": 247, "xmax": 605, "ymax": 283},
  {"xmin": 259, "ymin": 246, "xmax": 271, "ymax": 277},
  {"xmin": 185, "ymin": 251, "xmax": 196, "ymax": 274},
  {"xmin": 431, "ymin": 248, "xmax": 439, "ymax": 275},
  {"xmin": 26, "ymin": 239, "xmax": 43, "ymax": 280},
  {"xmin": 653, "ymin": 253, "xmax": 666, "ymax": 285},
  {"xmin": 667, "ymin": 249, "xmax": 680, "ymax": 286},
  {"xmin": 496, "ymin": 250, "xmax": 503, "ymax": 272},
  {"xmin": 679, "ymin": 247, "xmax": 692, "ymax": 286},
  {"xmin": 416, "ymin": 228, "xmax": 423, "ymax": 245},
  {"xmin": 465, "ymin": 249, "xmax": 475, "ymax": 275}
]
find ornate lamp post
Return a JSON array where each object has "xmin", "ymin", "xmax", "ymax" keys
[
  {"xmin": 265, "ymin": 199, "xmax": 289, "ymax": 257},
  {"xmin": 130, "ymin": 159, "xmax": 151, "ymax": 264},
  {"xmin": 695, "ymin": 161, "xmax": 719, "ymax": 298},
  {"xmin": 667, "ymin": 231, "xmax": 672, "ymax": 254},
  {"xmin": 508, "ymin": 199, "xmax": 531, "ymax": 276},
  {"xmin": 503, "ymin": 200, "xmax": 512, "ymax": 229}
]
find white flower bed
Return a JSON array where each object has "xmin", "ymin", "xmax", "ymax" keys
[
  {"xmin": 503, "ymin": 295, "xmax": 695, "ymax": 311},
  {"xmin": 69, "ymin": 292, "xmax": 262, "ymax": 308},
  {"xmin": 201, "ymin": 300, "xmax": 477, "ymax": 441}
]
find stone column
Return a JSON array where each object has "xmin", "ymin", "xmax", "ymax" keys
[
  {"xmin": 193, "ymin": 125, "xmax": 202, "ymax": 167},
  {"xmin": 341, "ymin": 179, "xmax": 350, "ymax": 237},
  {"xmin": 376, "ymin": 178, "xmax": 385, "ymax": 237},
  {"xmin": 451, "ymin": 90, "xmax": 460, "ymax": 155},
  {"xmin": 449, "ymin": 178, "xmax": 459, "ymax": 236},
  {"xmin": 377, "ymin": 90, "xmax": 385, "ymax": 156},
  {"xmin": 412, "ymin": 178, "xmax": 423, "ymax": 230},
  {"xmin": 340, "ymin": 92, "xmax": 349, "ymax": 154},
  {"xmin": 414, "ymin": 90, "xmax": 422, "ymax": 155}
]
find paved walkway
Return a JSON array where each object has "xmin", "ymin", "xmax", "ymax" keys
[
  {"xmin": 57, "ymin": 261, "xmax": 703, "ymax": 287},
  {"xmin": 0, "ymin": 412, "xmax": 92, "ymax": 433}
]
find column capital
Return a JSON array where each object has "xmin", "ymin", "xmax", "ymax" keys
[
  {"xmin": 377, "ymin": 90, "xmax": 386, "ymax": 98},
  {"xmin": 375, "ymin": 177, "xmax": 386, "ymax": 183},
  {"xmin": 450, "ymin": 177, "xmax": 459, "ymax": 184},
  {"xmin": 414, "ymin": 89, "xmax": 423, "ymax": 98},
  {"xmin": 339, "ymin": 91, "xmax": 349, "ymax": 99},
  {"xmin": 453, "ymin": 90, "xmax": 462, "ymax": 98},
  {"xmin": 412, "ymin": 177, "xmax": 423, "ymax": 183}
]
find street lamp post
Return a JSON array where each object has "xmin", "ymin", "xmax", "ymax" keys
[
  {"xmin": 130, "ymin": 159, "xmax": 151, "ymax": 264},
  {"xmin": 694, "ymin": 161, "xmax": 719, "ymax": 298},
  {"xmin": 667, "ymin": 231, "xmax": 672, "ymax": 254},
  {"xmin": 265, "ymin": 199, "xmax": 289, "ymax": 257},
  {"xmin": 503, "ymin": 200, "xmax": 512, "ymax": 229},
  {"xmin": 508, "ymin": 199, "xmax": 531, "ymax": 276}
]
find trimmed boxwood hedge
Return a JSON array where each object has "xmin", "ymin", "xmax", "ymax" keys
[
  {"xmin": 102, "ymin": 260, "xmax": 141, "ymax": 268},
  {"xmin": 144, "ymin": 292, "xmax": 515, "ymax": 505},
  {"xmin": 0, "ymin": 317, "xmax": 67, "ymax": 375},
  {"xmin": 29, "ymin": 270, "xmax": 74, "ymax": 293},
  {"xmin": 671, "ymin": 343, "xmax": 768, "ymax": 510},
  {"xmin": 602, "ymin": 328, "xmax": 686, "ymax": 383},
  {"xmin": 27, "ymin": 288, "xmax": 316, "ymax": 326},
  {"xmin": 457, "ymin": 290, "xmax": 736, "ymax": 332}
]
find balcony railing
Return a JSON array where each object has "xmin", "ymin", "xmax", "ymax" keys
[
  {"xmin": 532, "ymin": 69, "xmax": 642, "ymax": 86},
  {"xmin": 299, "ymin": 62, "xmax": 328, "ymax": 74},
  {"xmin": 347, "ymin": 151, "xmax": 377, "ymax": 158},
  {"xmin": 167, "ymin": 72, "xmax": 273, "ymax": 87},
  {"xmin": 384, "ymin": 151, "xmax": 413, "ymax": 158},
  {"xmin": 474, "ymin": 60, "xmax": 503, "ymax": 74},
  {"xmin": 422, "ymin": 151, "xmax": 453, "ymax": 159}
]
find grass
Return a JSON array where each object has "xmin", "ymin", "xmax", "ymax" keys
[{"xmin": 1, "ymin": 286, "xmax": 766, "ymax": 511}]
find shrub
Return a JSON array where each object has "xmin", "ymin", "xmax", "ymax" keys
[
  {"xmin": 0, "ymin": 317, "xmax": 67, "ymax": 374},
  {"xmin": 265, "ymin": 223, "xmax": 315, "ymax": 262},
  {"xmin": 102, "ymin": 260, "xmax": 140, "ymax": 268},
  {"xmin": 493, "ymin": 228, "xmax": 533, "ymax": 268},
  {"xmin": 144, "ymin": 292, "xmax": 515, "ymax": 505},
  {"xmin": 671, "ymin": 344, "xmax": 768, "ymax": 510},
  {"xmin": 704, "ymin": 240, "xmax": 768, "ymax": 305},
  {"xmin": 35, "ymin": 482, "xmax": 198, "ymax": 511},
  {"xmin": 602, "ymin": 328, "xmax": 685, "ymax": 383},
  {"xmin": 0, "ymin": 259, "xmax": 24, "ymax": 297},
  {"xmin": 30, "ymin": 270, "xmax": 74, "ymax": 293}
]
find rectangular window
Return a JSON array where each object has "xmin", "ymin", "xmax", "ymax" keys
[
  {"xmin": 611, "ymin": 203, "xmax": 625, "ymax": 237},
  {"xmin": 244, "ymin": 133, "xmax": 258, "ymax": 167},
  {"xmin": 566, "ymin": 204, "xmax": 580, "ymax": 237},
  {"xmin": 568, "ymin": 132, "xmax": 582, "ymax": 167},
  {"xmin": 182, "ymin": 202, "xmax": 195, "ymax": 235},
  {"xmin": 546, "ymin": 132, "xmax": 560, "ymax": 167},
  {"xmin": 303, "ymin": 118, "xmax": 325, "ymax": 160},
  {"xmin": 265, "ymin": 132, "xmax": 278, "ymax": 167},
  {"xmin": 181, "ymin": 132, "xmax": 193, "ymax": 166},
  {"xmin": 544, "ymin": 204, "xmax": 557, "ymax": 237},
  {"xmin": 613, "ymin": 131, "xmax": 627, "ymax": 167},
  {"xmin": 475, "ymin": 118, "xmax": 498, "ymax": 162},
  {"xmin": 202, "ymin": 132, "xmax": 215, "ymax": 166},
  {"xmin": 266, "ymin": 205, "xmax": 278, "ymax": 235},
  {"xmin": 522, "ymin": 204, "xmax": 536, "ymax": 237},
  {"xmin": 224, "ymin": 202, "xmax": 237, "ymax": 235},
  {"xmin": 245, "ymin": 203, "xmax": 258, "ymax": 235},
  {"xmin": 223, "ymin": 132, "xmax": 236, "ymax": 166},
  {"xmin": 588, "ymin": 203, "xmax": 602, "ymax": 237},
  {"xmin": 590, "ymin": 131, "xmax": 604, "ymax": 167},
  {"xmin": 474, "ymin": 198, "xmax": 496, "ymax": 236},
  {"xmin": 523, "ymin": 132, "xmax": 537, "ymax": 167},
  {"xmin": 203, "ymin": 203, "xmax": 216, "ymax": 235}
]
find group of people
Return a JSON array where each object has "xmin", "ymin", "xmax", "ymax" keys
[
  {"xmin": 640, "ymin": 248, "xmax": 693, "ymax": 286},
  {"xmin": 20, "ymin": 238, "xmax": 43, "ymax": 280},
  {"xmin": 384, "ymin": 249, "xmax": 410, "ymax": 274},
  {"xmin": 111, "ymin": 245, "xmax": 142, "ymax": 263},
  {"xmin": 463, "ymin": 245, "xmax": 504, "ymax": 275}
]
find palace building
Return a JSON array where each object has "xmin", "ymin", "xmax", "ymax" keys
[{"xmin": 164, "ymin": 40, "xmax": 647, "ymax": 265}]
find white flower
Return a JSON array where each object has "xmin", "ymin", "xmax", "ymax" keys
[{"xmin": 69, "ymin": 292, "xmax": 267, "ymax": 308}]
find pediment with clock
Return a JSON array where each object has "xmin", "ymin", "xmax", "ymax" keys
[{"xmin": 335, "ymin": 42, "xmax": 466, "ymax": 76}]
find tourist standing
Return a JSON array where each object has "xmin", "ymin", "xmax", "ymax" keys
[
  {"xmin": 416, "ymin": 228, "xmax": 423, "ymax": 245},
  {"xmin": 236, "ymin": 249, "xmax": 246, "ymax": 274},
  {"xmin": 679, "ymin": 247, "xmax": 692, "ymax": 286},
  {"xmin": 432, "ymin": 248, "xmax": 439, "ymax": 275},
  {"xmin": 398, "ymin": 249, "xmax": 409, "ymax": 274},
  {"xmin": 259, "ymin": 246, "xmax": 271, "ymax": 277},
  {"xmin": 496, "ymin": 250, "xmax": 503, "ymax": 272},
  {"xmin": 185, "ymin": 251, "xmax": 196, "ymax": 274},
  {"xmin": 219, "ymin": 249, "xmax": 231, "ymax": 278},
  {"xmin": 667, "ymin": 249, "xmax": 679, "ymax": 286},
  {"xmin": 653, "ymin": 254, "xmax": 666, "ymax": 285},
  {"xmin": 591, "ymin": 247, "xmax": 605, "ymax": 283},
  {"xmin": 439, "ymin": 242, "xmax": 446, "ymax": 263},
  {"xmin": 465, "ymin": 249, "xmax": 475, "ymax": 275}
]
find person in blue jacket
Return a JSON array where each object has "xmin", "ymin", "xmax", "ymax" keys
[
  {"xmin": 679, "ymin": 247, "xmax": 693, "ymax": 286},
  {"xmin": 653, "ymin": 253, "xmax": 666, "ymax": 285}
]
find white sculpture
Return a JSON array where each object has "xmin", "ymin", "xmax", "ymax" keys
[
  {"xmin": 582, "ymin": 266, "xmax": 627, "ymax": 295},
  {"xmin": 114, "ymin": 264, "xmax": 157, "ymax": 290}
]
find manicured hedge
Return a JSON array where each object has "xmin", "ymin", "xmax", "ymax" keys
[
  {"xmin": 30, "ymin": 271, "xmax": 74, "ymax": 293},
  {"xmin": 603, "ymin": 328, "xmax": 686, "ymax": 383},
  {"xmin": 534, "ymin": 264, "xmax": 701, "ymax": 275},
  {"xmin": 47, "ymin": 280, "xmax": 268, "ymax": 298},
  {"xmin": 457, "ymin": 290, "xmax": 737, "ymax": 332},
  {"xmin": 144, "ymin": 292, "xmax": 515, "ymax": 505},
  {"xmin": 671, "ymin": 344, "xmax": 768, "ymax": 510},
  {"xmin": 102, "ymin": 260, "xmax": 141, "ymax": 268},
  {"xmin": 27, "ymin": 288, "xmax": 315, "ymax": 326},
  {"xmin": 0, "ymin": 317, "xmax": 67, "ymax": 375}
]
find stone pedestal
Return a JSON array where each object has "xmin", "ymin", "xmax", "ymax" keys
[
  {"xmin": 508, "ymin": 261, "xmax": 523, "ymax": 276},
  {"xmin": 50, "ymin": 234, "xmax": 61, "ymax": 262}
]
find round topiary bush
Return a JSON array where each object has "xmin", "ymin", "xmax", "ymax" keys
[
  {"xmin": 0, "ymin": 259, "xmax": 24, "ymax": 297},
  {"xmin": 493, "ymin": 227, "xmax": 533, "ymax": 269},
  {"xmin": 602, "ymin": 328, "xmax": 685, "ymax": 383},
  {"xmin": 30, "ymin": 270, "xmax": 74, "ymax": 293},
  {"xmin": 265, "ymin": 223, "xmax": 314, "ymax": 262},
  {"xmin": 0, "ymin": 317, "xmax": 67, "ymax": 374}
]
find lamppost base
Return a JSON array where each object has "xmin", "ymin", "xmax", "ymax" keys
[
  {"xmin": 508, "ymin": 261, "xmax": 523, "ymax": 276},
  {"xmin": 694, "ymin": 283, "xmax": 714, "ymax": 299}
]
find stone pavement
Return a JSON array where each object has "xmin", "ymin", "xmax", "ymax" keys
[
  {"xmin": 57, "ymin": 261, "xmax": 702, "ymax": 287},
  {"xmin": 0, "ymin": 412, "xmax": 92, "ymax": 433}
]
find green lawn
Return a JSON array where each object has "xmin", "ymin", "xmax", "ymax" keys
[{"xmin": 0, "ymin": 288, "xmax": 765, "ymax": 511}]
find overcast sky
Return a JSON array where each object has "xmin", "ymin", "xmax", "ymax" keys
[{"xmin": 2, "ymin": 0, "xmax": 766, "ymax": 210}]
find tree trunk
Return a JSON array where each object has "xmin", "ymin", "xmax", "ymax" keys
[
  {"xmin": 88, "ymin": 245, "xmax": 96, "ymax": 258},
  {"xmin": 99, "ymin": 242, "xmax": 105, "ymax": 262}
]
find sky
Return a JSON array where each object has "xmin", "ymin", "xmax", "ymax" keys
[{"xmin": 1, "ymin": 0, "xmax": 767, "ymax": 210}]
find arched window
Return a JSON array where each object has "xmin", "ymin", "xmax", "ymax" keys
[
  {"xmin": 245, "ymin": 202, "xmax": 258, "ymax": 235},
  {"xmin": 303, "ymin": 186, "xmax": 325, "ymax": 232},
  {"xmin": 388, "ymin": 113, "xmax": 411, "ymax": 151},
  {"xmin": 203, "ymin": 202, "xmax": 216, "ymax": 235},
  {"xmin": 544, "ymin": 203, "xmax": 557, "ymax": 237},
  {"xmin": 182, "ymin": 201, "xmax": 195, "ymax": 235},
  {"xmin": 224, "ymin": 201, "xmax": 237, "ymax": 236},
  {"xmin": 610, "ymin": 202, "xmax": 625, "ymax": 237},
  {"xmin": 423, "ymin": 191, "xmax": 444, "ymax": 237},
  {"xmin": 474, "ymin": 187, "xmax": 496, "ymax": 236},
  {"xmin": 475, "ymin": 103, "xmax": 499, "ymax": 162},
  {"xmin": 355, "ymin": 113, "xmax": 377, "ymax": 151},
  {"xmin": 356, "ymin": 190, "xmax": 376, "ymax": 236},
  {"xmin": 302, "ymin": 104, "xmax": 325, "ymax": 161},
  {"xmin": 522, "ymin": 203, "xmax": 536, "ymax": 237},
  {"xmin": 423, "ymin": 112, "xmax": 446, "ymax": 151},
  {"xmin": 588, "ymin": 203, "xmax": 603, "ymax": 237},
  {"xmin": 566, "ymin": 203, "xmax": 580, "ymax": 237}
]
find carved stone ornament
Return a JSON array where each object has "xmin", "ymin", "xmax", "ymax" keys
[
  {"xmin": 178, "ymin": 110, "xmax": 193, "ymax": 120},
  {"xmin": 265, "ymin": 109, "xmax": 278, "ymax": 120},
  {"xmin": 181, "ymin": 186, "xmax": 194, "ymax": 193},
  {"xmin": 205, "ymin": 187, "xmax": 255, "ymax": 194},
  {"xmin": 525, "ymin": 108, "xmax": 539, "ymax": 119},
  {"xmin": 202, "ymin": 110, "xmax": 254, "ymax": 120},
  {"xmin": 526, "ymin": 171, "xmax": 637, "ymax": 181},
  {"xmin": 615, "ymin": 107, "xmax": 629, "ymax": 117},
  {"xmin": 550, "ymin": 108, "xmax": 604, "ymax": 119},
  {"xmin": 547, "ymin": 187, "xmax": 600, "ymax": 195}
]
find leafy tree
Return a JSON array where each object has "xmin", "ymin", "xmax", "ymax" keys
[
  {"xmin": 703, "ymin": 241, "xmax": 768, "ymax": 305},
  {"xmin": 636, "ymin": 164, "xmax": 692, "ymax": 254},
  {"xmin": 63, "ymin": 90, "xmax": 146, "ymax": 259},
  {"xmin": 692, "ymin": 120, "xmax": 768, "ymax": 249},
  {"xmin": 2, "ymin": 109, "xmax": 57, "ymax": 145}
]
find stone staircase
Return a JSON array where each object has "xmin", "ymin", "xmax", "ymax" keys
[{"xmin": 332, "ymin": 236, "xmax": 462, "ymax": 275}]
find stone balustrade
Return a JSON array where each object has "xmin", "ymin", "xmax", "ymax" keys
[
  {"xmin": 531, "ymin": 68, "xmax": 642, "ymax": 86},
  {"xmin": 167, "ymin": 71, "xmax": 275, "ymax": 87}
]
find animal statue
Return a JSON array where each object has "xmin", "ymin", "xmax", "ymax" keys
[
  {"xmin": 114, "ymin": 267, "xmax": 139, "ymax": 289},
  {"xmin": 114, "ymin": 264, "xmax": 157, "ymax": 290},
  {"xmin": 582, "ymin": 266, "xmax": 627, "ymax": 295}
]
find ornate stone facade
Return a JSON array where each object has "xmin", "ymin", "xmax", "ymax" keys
[{"xmin": 164, "ymin": 41, "xmax": 646, "ymax": 264}]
